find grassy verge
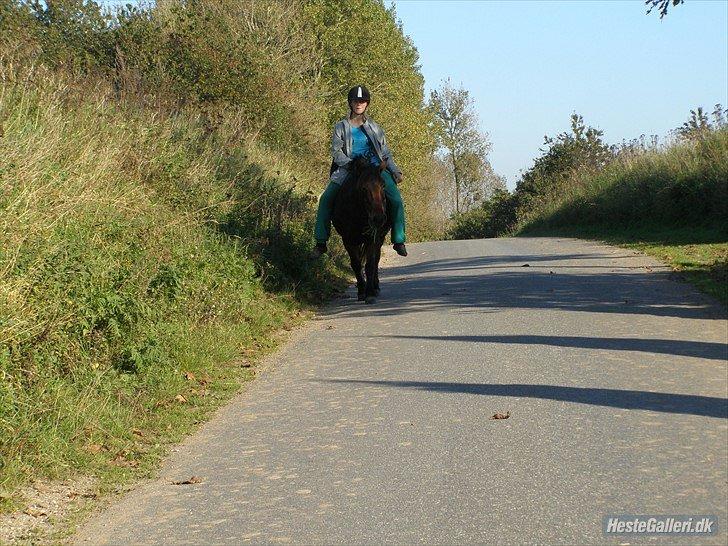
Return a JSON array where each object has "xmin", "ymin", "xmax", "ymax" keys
[
  {"xmin": 520, "ymin": 224, "xmax": 727, "ymax": 305},
  {"xmin": 0, "ymin": 67, "xmax": 349, "ymax": 533},
  {"xmin": 511, "ymin": 128, "xmax": 727, "ymax": 305}
]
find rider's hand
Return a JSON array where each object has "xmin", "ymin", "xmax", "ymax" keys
[{"xmin": 395, "ymin": 172, "xmax": 404, "ymax": 183}]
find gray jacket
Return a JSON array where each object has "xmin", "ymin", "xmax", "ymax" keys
[{"xmin": 329, "ymin": 116, "xmax": 402, "ymax": 185}]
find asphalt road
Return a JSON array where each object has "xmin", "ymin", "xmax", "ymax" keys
[{"xmin": 75, "ymin": 237, "xmax": 728, "ymax": 545}]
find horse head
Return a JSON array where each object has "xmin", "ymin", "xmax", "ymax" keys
[{"xmin": 352, "ymin": 157, "xmax": 388, "ymax": 228}]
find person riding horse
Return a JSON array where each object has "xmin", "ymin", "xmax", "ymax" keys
[{"xmin": 312, "ymin": 85, "xmax": 407, "ymax": 258}]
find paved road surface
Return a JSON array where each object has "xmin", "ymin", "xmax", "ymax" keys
[{"xmin": 75, "ymin": 237, "xmax": 728, "ymax": 544}]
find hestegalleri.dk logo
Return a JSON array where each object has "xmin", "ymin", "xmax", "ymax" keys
[{"xmin": 603, "ymin": 515, "xmax": 718, "ymax": 535}]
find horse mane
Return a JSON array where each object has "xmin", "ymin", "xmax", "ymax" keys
[
  {"xmin": 350, "ymin": 157, "xmax": 379, "ymax": 184},
  {"xmin": 334, "ymin": 157, "xmax": 388, "ymax": 227}
]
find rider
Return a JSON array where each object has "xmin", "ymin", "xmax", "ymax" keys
[{"xmin": 312, "ymin": 85, "xmax": 407, "ymax": 257}]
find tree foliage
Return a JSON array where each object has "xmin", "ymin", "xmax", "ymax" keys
[
  {"xmin": 516, "ymin": 113, "xmax": 612, "ymax": 211},
  {"xmin": 645, "ymin": 0, "xmax": 684, "ymax": 18},
  {"xmin": 675, "ymin": 104, "xmax": 727, "ymax": 141},
  {"xmin": 2, "ymin": 0, "xmax": 443, "ymax": 237},
  {"xmin": 429, "ymin": 79, "xmax": 501, "ymax": 214},
  {"xmin": 109, "ymin": 0, "xmax": 329, "ymax": 158},
  {"xmin": 447, "ymin": 188, "xmax": 516, "ymax": 240},
  {"xmin": 447, "ymin": 105, "xmax": 727, "ymax": 241},
  {"xmin": 447, "ymin": 113, "xmax": 613, "ymax": 239},
  {"xmin": 0, "ymin": 1, "xmax": 102, "ymax": 69}
]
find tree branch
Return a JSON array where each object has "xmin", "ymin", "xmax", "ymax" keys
[{"xmin": 645, "ymin": 0, "xmax": 685, "ymax": 18}]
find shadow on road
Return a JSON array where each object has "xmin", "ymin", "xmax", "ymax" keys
[
  {"xmin": 322, "ymin": 251, "xmax": 725, "ymax": 321},
  {"xmin": 317, "ymin": 379, "xmax": 728, "ymax": 419},
  {"xmin": 379, "ymin": 335, "xmax": 728, "ymax": 362},
  {"xmin": 378, "ymin": 252, "xmax": 643, "ymax": 275}
]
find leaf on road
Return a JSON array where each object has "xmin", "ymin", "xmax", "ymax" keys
[
  {"xmin": 172, "ymin": 476, "xmax": 203, "ymax": 485},
  {"xmin": 490, "ymin": 411, "xmax": 511, "ymax": 420}
]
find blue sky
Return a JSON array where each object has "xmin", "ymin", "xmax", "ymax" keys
[
  {"xmin": 100, "ymin": 1, "xmax": 727, "ymax": 188},
  {"xmin": 391, "ymin": 0, "xmax": 728, "ymax": 187}
]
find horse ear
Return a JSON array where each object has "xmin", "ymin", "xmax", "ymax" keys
[{"xmin": 379, "ymin": 159, "xmax": 388, "ymax": 172}]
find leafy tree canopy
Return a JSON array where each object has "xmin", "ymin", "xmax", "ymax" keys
[
  {"xmin": 429, "ymin": 79, "xmax": 501, "ymax": 214},
  {"xmin": 645, "ymin": 0, "xmax": 685, "ymax": 18},
  {"xmin": 674, "ymin": 104, "xmax": 727, "ymax": 140},
  {"xmin": 516, "ymin": 113, "xmax": 612, "ymax": 201}
]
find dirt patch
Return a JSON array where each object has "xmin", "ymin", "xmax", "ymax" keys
[{"xmin": 0, "ymin": 477, "xmax": 96, "ymax": 544}]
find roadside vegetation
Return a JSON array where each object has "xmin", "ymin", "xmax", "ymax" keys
[
  {"xmin": 0, "ymin": 0, "xmax": 442, "ymax": 525},
  {"xmin": 0, "ymin": 0, "xmax": 721, "ymax": 537},
  {"xmin": 447, "ymin": 111, "xmax": 728, "ymax": 304}
]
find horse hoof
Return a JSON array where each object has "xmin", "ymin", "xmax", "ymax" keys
[{"xmin": 365, "ymin": 296, "xmax": 376, "ymax": 304}]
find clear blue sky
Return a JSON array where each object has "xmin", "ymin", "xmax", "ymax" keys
[{"xmin": 392, "ymin": 0, "xmax": 728, "ymax": 188}]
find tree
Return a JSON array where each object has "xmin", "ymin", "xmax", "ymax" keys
[
  {"xmin": 515, "ymin": 113, "xmax": 612, "ymax": 212},
  {"xmin": 22, "ymin": 0, "xmax": 114, "ymax": 70},
  {"xmin": 645, "ymin": 0, "xmax": 684, "ymax": 18},
  {"xmin": 675, "ymin": 104, "xmax": 727, "ymax": 140},
  {"xmin": 303, "ymin": 0, "xmax": 440, "ymax": 238},
  {"xmin": 429, "ymin": 79, "xmax": 500, "ymax": 215}
]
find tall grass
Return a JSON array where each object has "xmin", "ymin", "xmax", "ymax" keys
[
  {"xmin": 521, "ymin": 129, "xmax": 728, "ymax": 232},
  {"xmin": 514, "ymin": 129, "xmax": 728, "ymax": 304},
  {"xmin": 0, "ymin": 67, "xmax": 346, "ymax": 505}
]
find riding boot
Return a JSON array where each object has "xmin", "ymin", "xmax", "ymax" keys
[{"xmin": 314, "ymin": 181, "xmax": 342, "ymax": 245}]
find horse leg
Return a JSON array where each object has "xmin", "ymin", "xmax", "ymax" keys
[
  {"xmin": 374, "ymin": 241, "xmax": 386, "ymax": 296},
  {"xmin": 364, "ymin": 244, "xmax": 378, "ymax": 304},
  {"xmin": 372, "ymin": 244, "xmax": 383, "ymax": 296},
  {"xmin": 345, "ymin": 243, "xmax": 366, "ymax": 301}
]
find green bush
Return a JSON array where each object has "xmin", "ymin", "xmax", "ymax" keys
[
  {"xmin": 0, "ymin": 0, "xmax": 445, "ymax": 506},
  {"xmin": 447, "ymin": 189, "xmax": 517, "ymax": 239},
  {"xmin": 525, "ymin": 128, "xmax": 728, "ymax": 232},
  {"xmin": 0, "ymin": 70, "xmax": 344, "ymax": 503}
]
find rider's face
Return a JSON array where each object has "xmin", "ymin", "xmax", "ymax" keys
[{"xmin": 350, "ymin": 99, "xmax": 369, "ymax": 115}]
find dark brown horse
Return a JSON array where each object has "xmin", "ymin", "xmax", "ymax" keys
[{"xmin": 332, "ymin": 157, "xmax": 391, "ymax": 304}]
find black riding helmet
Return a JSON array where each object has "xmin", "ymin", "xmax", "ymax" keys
[{"xmin": 347, "ymin": 85, "xmax": 371, "ymax": 104}]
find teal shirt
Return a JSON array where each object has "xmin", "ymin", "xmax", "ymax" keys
[{"xmin": 350, "ymin": 126, "xmax": 380, "ymax": 166}]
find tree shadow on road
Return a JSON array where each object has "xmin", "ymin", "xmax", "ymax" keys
[
  {"xmin": 317, "ymin": 379, "xmax": 728, "ymax": 419},
  {"xmin": 322, "ymin": 257, "xmax": 726, "ymax": 321},
  {"xmin": 377, "ymin": 252, "xmax": 642, "ymax": 276},
  {"xmin": 379, "ymin": 335, "xmax": 728, "ymax": 362}
]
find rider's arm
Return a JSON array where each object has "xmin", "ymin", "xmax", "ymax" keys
[
  {"xmin": 380, "ymin": 130, "xmax": 403, "ymax": 182},
  {"xmin": 331, "ymin": 122, "xmax": 352, "ymax": 169}
]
